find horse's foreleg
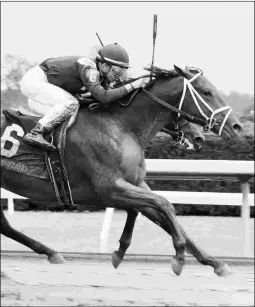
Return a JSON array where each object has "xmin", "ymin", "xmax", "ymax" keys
[
  {"xmin": 136, "ymin": 183, "xmax": 231, "ymax": 276},
  {"xmin": 0, "ymin": 208, "xmax": 64, "ymax": 264},
  {"xmin": 105, "ymin": 178, "xmax": 186, "ymax": 276},
  {"xmin": 138, "ymin": 206, "xmax": 231, "ymax": 276},
  {"xmin": 112, "ymin": 208, "xmax": 138, "ymax": 269},
  {"xmin": 181, "ymin": 227, "xmax": 232, "ymax": 276},
  {"xmin": 112, "ymin": 181, "xmax": 150, "ymax": 269}
]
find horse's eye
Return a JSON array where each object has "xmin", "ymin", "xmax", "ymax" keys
[{"xmin": 204, "ymin": 90, "xmax": 212, "ymax": 97}]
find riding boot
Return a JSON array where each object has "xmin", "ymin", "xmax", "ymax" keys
[
  {"xmin": 22, "ymin": 123, "xmax": 56, "ymax": 151},
  {"xmin": 23, "ymin": 100, "xmax": 79, "ymax": 152}
]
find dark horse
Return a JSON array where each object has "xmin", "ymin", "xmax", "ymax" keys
[{"xmin": 1, "ymin": 65, "xmax": 242, "ymax": 276}]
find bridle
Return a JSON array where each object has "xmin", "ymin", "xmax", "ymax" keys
[
  {"xmin": 177, "ymin": 68, "xmax": 232, "ymax": 135},
  {"xmin": 142, "ymin": 68, "xmax": 233, "ymax": 136}
]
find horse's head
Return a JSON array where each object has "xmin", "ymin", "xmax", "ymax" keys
[
  {"xmin": 171, "ymin": 65, "xmax": 243, "ymax": 139},
  {"xmin": 145, "ymin": 65, "xmax": 242, "ymax": 140},
  {"xmin": 164, "ymin": 118, "xmax": 205, "ymax": 151},
  {"xmin": 178, "ymin": 120, "xmax": 205, "ymax": 150}
]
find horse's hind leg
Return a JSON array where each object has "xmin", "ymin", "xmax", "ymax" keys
[
  {"xmin": 0, "ymin": 208, "xmax": 65, "ymax": 264},
  {"xmin": 112, "ymin": 208, "xmax": 138, "ymax": 269}
]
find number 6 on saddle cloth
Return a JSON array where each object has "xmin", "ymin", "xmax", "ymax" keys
[{"xmin": 1, "ymin": 109, "xmax": 75, "ymax": 209}]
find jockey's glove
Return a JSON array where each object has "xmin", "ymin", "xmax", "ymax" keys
[{"xmin": 130, "ymin": 77, "xmax": 150, "ymax": 90}]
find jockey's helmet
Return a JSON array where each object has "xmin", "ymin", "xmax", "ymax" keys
[{"xmin": 96, "ymin": 43, "xmax": 130, "ymax": 69}]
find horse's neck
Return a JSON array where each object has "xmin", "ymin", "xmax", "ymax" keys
[
  {"xmin": 74, "ymin": 78, "xmax": 180, "ymax": 148},
  {"xmin": 114, "ymin": 85, "xmax": 177, "ymax": 147}
]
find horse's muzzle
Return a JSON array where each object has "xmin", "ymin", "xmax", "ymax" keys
[{"xmin": 214, "ymin": 121, "xmax": 243, "ymax": 139}]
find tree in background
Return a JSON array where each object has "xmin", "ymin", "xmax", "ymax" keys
[
  {"xmin": 223, "ymin": 91, "xmax": 254, "ymax": 115},
  {"xmin": 1, "ymin": 54, "xmax": 37, "ymax": 109},
  {"xmin": 1, "ymin": 54, "xmax": 36, "ymax": 90}
]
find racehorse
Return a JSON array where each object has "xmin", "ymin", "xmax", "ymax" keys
[{"xmin": 1, "ymin": 65, "xmax": 242, "ymax": 277}]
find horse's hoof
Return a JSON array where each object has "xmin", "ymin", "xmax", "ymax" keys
[
  {"xmin": 214, "ymin": 264, "xmax": 232, "ymax": 277},
  {"xmin": 170, "ymin": 256, "xmax": 184, "ymax": 276},
  {"xmin": 112, "ymin": 251, "xmax": 123, "ymax": 269},
  {"xmin": 48, "ymin": 253, "xmax": 65, "ymax": 264}
]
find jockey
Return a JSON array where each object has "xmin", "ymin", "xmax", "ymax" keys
[{"xmin": 20, "ymin": 43, "xmax": 149, "ymax": 151}]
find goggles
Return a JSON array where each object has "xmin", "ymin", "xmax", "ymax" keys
[{"xmin": 111, "ymin": 65, "xmax": 128, "ymax": 82}]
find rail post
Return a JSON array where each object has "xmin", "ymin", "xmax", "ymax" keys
[
  {"xmin": 239, "ymin": 175, "xmax": 252, "ymax": 257},
  {"xmin": 100, "ymin": 207, "xmax": 114, "ymax": 253},
  {"xmin": 7, "ymin": 198, "xmax": 14, "ymax": 215}
]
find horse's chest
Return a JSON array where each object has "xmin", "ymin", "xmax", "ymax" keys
[{"xmin": 120, "ymin": 138, "xmax": 143, "ymax": 183}]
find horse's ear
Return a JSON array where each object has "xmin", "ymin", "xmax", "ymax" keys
[{"xmin": 174, "ymin": 65, "xmax": 188, "ymax": 78}]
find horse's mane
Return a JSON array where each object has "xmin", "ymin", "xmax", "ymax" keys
[
  {"xmin": 115, "ymin": 65, "xmax": 179, "ymax": 90},
  {"xmin": 143, "ymin": 65, "xmax": 179, "ymax": 79},
  {"xmin": 119, "ymin": 65, "xmax": 202, "ymax": 91}
]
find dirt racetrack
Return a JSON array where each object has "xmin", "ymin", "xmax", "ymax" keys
[
  {"xmin": 1, "ymin": 254, "xmax": 254, "ymax": 306},
  {"xmin": 1, "ymin": 211, "xmax": 254, "ymax": 306}
]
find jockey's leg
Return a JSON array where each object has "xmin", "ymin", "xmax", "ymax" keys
[
  {"xmin": 27, "ymin": 98, "xmax": 51, "ymax": 116},
  {"xmin": 20, "ymin": 65, "xmax": 79, "ymax": 151}
]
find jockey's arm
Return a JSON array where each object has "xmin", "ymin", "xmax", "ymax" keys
[
  {"xmin": 85, "ymin": 73, "xmax": 133, "ymax": 104},
  {"xmin": 78, "ymin": 59, "xmax": 133, "ymax": 105}
]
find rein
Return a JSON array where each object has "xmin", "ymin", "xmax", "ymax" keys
[
  {"xmin": 125, "ymin": 75, "xmax": 207, "ymax": 127},
  {"xmin": 142, "ymin": 88, "xmax": 207, "ymax": 127}
]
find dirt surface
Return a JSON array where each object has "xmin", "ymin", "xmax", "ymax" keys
[
  {"xmin": 1, "ymin": 255, "xmax": 254, "ymax": 306},
  {"xmin": 1, "ymin": 211, "xmax": 254, "ymax": 306}
]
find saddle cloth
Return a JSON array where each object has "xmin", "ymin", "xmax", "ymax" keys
[
  {"xmin": 1, "ymin": 109, "xmax": 74, "ymax": 207},
  {"xmin": 1, "ymin": 109, "xmax": 49, "ymax": 179}
]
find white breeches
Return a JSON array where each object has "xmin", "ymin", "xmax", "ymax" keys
[
  {"xmin": 20, "ymin": 65, "xmax": 79, "ymax": 130},
  {"xmin": 20, "ymin": 65, "xmax": 79, "ymax": 114},
  {"xmin": 27, "ymin": 98, "xmax": 51, "ymax": 116}
]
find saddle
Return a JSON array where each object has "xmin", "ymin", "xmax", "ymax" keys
[{"xmin": 1, "ymin": 109, "xmax": 75, "ymax": 209}]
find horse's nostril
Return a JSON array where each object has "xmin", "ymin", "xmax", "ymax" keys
[
  {"xmin": 194, "ymin": 137, "xmax": 204, "ymax": 150},
  {"xmin": 195, "ymin": 137, "xmax": 204, "ymax": 145},
  {"xmin": 232, "ymin": 123, "xmax": 242, "ymax": 134}
]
